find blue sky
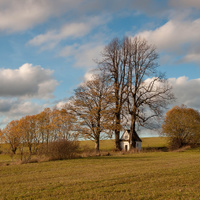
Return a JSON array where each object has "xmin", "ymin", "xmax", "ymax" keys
[{"xmin": 1, "ymin": 0, "xmax": 200, "ymax": 135}]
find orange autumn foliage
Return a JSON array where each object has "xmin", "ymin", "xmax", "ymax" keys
[{"xmin": 162, "ymin": 105, "xmax": 200, "ymax": 149}]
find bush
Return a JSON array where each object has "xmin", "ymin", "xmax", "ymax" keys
[
  {"xmin": 162, "ymin": 105, "xmax": 200, "ymax": 150},
  {"xmin": 168, "ymin": 137, "xmax": 185, "ymax": 150},
  {"xmin": 38, "ymin": 139, "xmax": 79, "ymax": 160}
]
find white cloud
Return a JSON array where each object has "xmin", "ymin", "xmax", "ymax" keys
[
  {"xmin": 83, "ymin": 72, "xmax": 95, "ymax": 81},
  {"xmin": 0, "ymin": 0, "xmax": 187, "ymax": 33},
  {"xmin": 0, "ymin": 98, "xmax": 44, "ymax": 127},
  {"xmin": 170, "ymin": 0, "xmax": 200, "ymax": 9},
  {"xmin": 76, "ymin": 72, "xmax": 96, "ymax": 87},
  {"xmin": 141, "ymin": 76, "xmax": 200, "ymax": 110},
  {"xmin": 55, "ymin": 101, "xmax": 66, "ymax": 110},
  {"xmin": 28, "ymin": 16, "xmax": 109, "ymax": 50},
  {"xmin": 28, "ymin": 22, "xmax": 92, "ymax": 48},
  {"xmin": 0, "ymin": 63, "xmax": 58, "ymax": 99},
  {"xmin": 183, "ymin": 53, "xmax": 200, "ymax": 63},
  {"xmin": 138, "ymin": 19, "xmax": 200, "ymax": 52},
  {"xmin": 137, "ymin": 18, "xmax": 200, "ymax": 64},
  {"xmin": 60, "ymin": 42, "xmax": 104, "ymax": 68},
  {"xmin": 0, "ymin": 0, "xmax": 81, "ymax": 32},
  {"xmin": 0, "ymin": 99, "xmax": 14, "ymax": 113},
  {"xmin": 77, "ymin": 0, "xmax": 169, "ymax": 17},
  {"xmin": 169, "ymin": 76, "xmax": 200, "ymax": 109},
  {"xmin": 0, "ymin": 100, "xmax": 41, "ymax": 116}
]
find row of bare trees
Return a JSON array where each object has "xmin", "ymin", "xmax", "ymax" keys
[{"xmin": 1, "ymin": 36, "xmax": 174, "ymax": 153}]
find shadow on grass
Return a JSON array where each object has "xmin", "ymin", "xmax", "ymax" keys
[
  {"xmin": 81, "ymin": 155, "xmax": 152, "ymax": 160},
  {"xmin": 78, "ymin": 146, "xmax": 169, "ymax": 161},
  {"xmin": 142, "ymin": 147, "xmax": 169, "ymax": 152}
]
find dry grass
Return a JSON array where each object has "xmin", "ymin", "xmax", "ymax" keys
[
  {"xmin": 79, "ymin": 139, "xmax": 115, "ymax": 151},
  {"xmin": 0, "ymin": 148, "xmax": 200, "ymax": 199},
  {"xmin": 0, "ymin": 138, "xmax": 200, "ymax": 199},
  {"xmin": 142, "ymin": 137, "xmax": 168, "ymax": 148},
  {"xmin": 0, "ymin": 137, "xmax": 169, "ymax": 165},
  {"xmin": 79, "ymin": 137, "xmax": 168, "ymax": 152}
]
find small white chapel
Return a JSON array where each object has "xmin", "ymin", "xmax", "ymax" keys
[{"xmin": 119, "ymin": 130, "xmax": 142, "ymax": 151}]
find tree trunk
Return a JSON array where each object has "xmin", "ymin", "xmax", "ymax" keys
[
  {"xmin": 20, "ymin": 143, "xmax": 24, "ymax": 161},
  {"xmin": 12, "ymin": 147, "xmax": 17, "ymax": 154},
  {"xmin": 130, "ymin": 114, "xmax": 136, "ymax": 149},
  {"xmin": 29, "ymin": 144, "xmax": 32, "ymax": 155},
  {"xmin": 115, "ymin": 130, "xmax": 120, "ymax": 150},
  {"xmin": 95, "ymin": 137, "xmax": 100, "ymax": 153},
  {"xmin": 114, "ymin": 109, "xmax": 121, "ymax": 150}
]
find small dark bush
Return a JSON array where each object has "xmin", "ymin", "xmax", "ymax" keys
[
  {"xmin": 168, "ymin": 137, "xmax": 188, "ymax": 150},
  {"xmin": 38, "ymin": 139, "xmax": 79, "ymax": 160},
  {"xmin": 142, "ymin": 147, "xmax": 168, "ymax": 152}
]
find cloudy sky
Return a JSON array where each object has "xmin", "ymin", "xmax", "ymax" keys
[{"xmin": 1, "ymin": 0, "xmax": 200, "ymax": 132}]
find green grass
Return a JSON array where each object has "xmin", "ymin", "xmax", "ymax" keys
[{"xmin": 0, "ymin": 149, "xmax": 200, "ymax": 199}]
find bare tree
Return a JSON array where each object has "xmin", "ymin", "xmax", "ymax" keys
[
  {"xmin": 98, "ymin": 38, "xmax": 129, "ymax": 150},
  {"xmin": 69, "ymin": 73, "xmax": 113, "ymax": 152},
  {"xmin": 98, "ymin": 36, "xmax": 174, "ymax": 150},
  {"xmin": 126, "ymin": 37, "xmax": 174, "ymax": 148}
]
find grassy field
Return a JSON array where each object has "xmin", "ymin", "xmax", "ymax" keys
[
  {"xmin": 79, "ymin": 137, "xmax": 168, "ymax": 151},
  {"xmin": 0, "ymin": 149, "xmax": 200, "ymax": 199},
  {"xmin": 0, "ymin": 137, "xmax": 200, "ymax": 199},
  {"xmin": 0, "ymin": 137, "xmax": 168, "ymax": 164}
]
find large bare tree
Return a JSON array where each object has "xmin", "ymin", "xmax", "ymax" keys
[
  {"xmin": 126, "ymin": 37, "xmax": 174, "ymax": 148},
  {"xmin": 99, "ymin": 36, "xmax": 174, "ymax": 150},
  {"xmin": 69, "ymin": 73, "xmax": 113, "ymax": 152},
  {"xmin": 98, "ymin": 38, "xmax": 129, "ymax": 150}
]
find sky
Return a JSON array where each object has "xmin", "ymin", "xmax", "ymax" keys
[{"xmin": 1, "ymin": 0, "xmax": 200, "ymax": 136}]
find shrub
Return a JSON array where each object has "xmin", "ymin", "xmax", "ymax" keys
[
  {"xmin": 38, "ymin": 139, "xmax": 79, "ymax": 160},
  {"xmin": 162, "ymin": 105, "xmax": 200, "ymax": 150}
]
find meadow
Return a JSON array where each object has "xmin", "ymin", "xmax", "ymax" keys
[
  {"xmin": 79, "ymin": 137, "xmax": 168, "ymax": 151},
  {"xmin": 0, "ymin": 137, "xmax": 200, "ymax": 200}
]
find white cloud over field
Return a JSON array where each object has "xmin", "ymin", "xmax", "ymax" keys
[
  {"xmin": 0, "ymin": 63, "xmax": 58, "ymax": 127},
  {"xmin": 170, "ymin": 0, "xmax": 200, "ymax": 9},
  {"xmin": 0, "ymin": 0, "xmax": 169, "ymax": 33},
  {"xmin": 0, "ymin": 0, "xmax": 81, "ymax": 32},
  {"xmin": 137, "ymin": 18, "xmax": 200, "ymax": 64},
  {"xmin": 0, "ymin": 99, "xmax": 45, "ymax": 127},
  {"xmin": 0, "ymin": 63, "xmax": 58, "ymax": 99},
  {"xmin": 28, "ymin": 16, "xmax": 108, "ymax": 68},
  {"xmin": 28, "ymin": 16, "xmax": 107, "ymax": 48},
  {"xmin": 144, "ymin": 76, "xmax": 200, "ymax": 110},
  {"xmin": 169, "ymin": 76, "xmax": 200, "ymax": 109},
  {"xmin": 60, "ymin": 42, "xmax": 104, "ymax": 68}
]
